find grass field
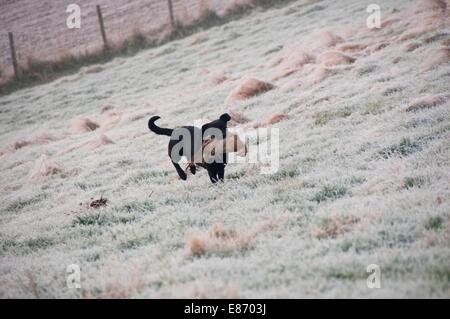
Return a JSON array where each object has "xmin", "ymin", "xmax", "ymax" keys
[{"xmin": 0, "ymin": 0, "xmax": 449, "ymax": 298}]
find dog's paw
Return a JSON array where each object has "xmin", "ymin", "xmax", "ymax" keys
[{"xmin": 190, "ymin": 165, "xmax": 196, "ymax": 175}]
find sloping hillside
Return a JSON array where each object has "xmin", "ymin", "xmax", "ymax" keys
[{"xmin": 0, "ymin": 0, "xmax": 449, "ymax": 298}]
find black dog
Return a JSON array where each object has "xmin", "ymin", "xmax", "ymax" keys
[{"xmin": 148, "ymin": 113, "xmax": 231, "ymax": 183}]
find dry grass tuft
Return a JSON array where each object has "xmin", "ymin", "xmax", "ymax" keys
[
  {"xmin": 244, "ymin": 113, "xmax": 287, "ymax": 129},
  {"xmin": 398, "ymin": 0, "xmax": 448, "ymax": 41},
  {"xmin": 406, "ymin": 94, "xmax": 450, "ymax": 112},
  {"xmin": 366, "ymin": 42, "xmax": 390, "ymax": 53},
  {"xmin": 336, "ymin": 42, "xmax": 369, "ymax": 52},
  {"xmin": 185, "ymin": 220, "xmax": 276, "ymax": 257},
  {"xmin": 308, "ymin": 66, "xmax": 331, "ymax": 84},
  {"xmin": 0, "ymin": 130, "xmax": 62, "ymax": 157},
  {"xmin": 70, "ymin": 116, "xmax": 100, "ymax": 134},
  {"xmin": 402, "ymin": 42, "xmax": 422, "ymax": 52},
  {"xmin": 209, "ymin": 71, "xmax": 228, "ymax": 85},
  {"xmin": 100, "ymin": 111, "xmax": 122, "ymax": 131},
  {"xmin": 93, "ymin": 262, "xmax": 144, "ymax": 299},
  {"xmin": 413, "ymin": 0, "xmax": 447, "ymax": 13},
  {"xmin": 221, "ymin": 0, "xmax": 256, "ymax": 17},
  {"xmin": 83, "ymin": 134, "xmax": 114, "ymax": 150},
  {"xmin": 318, "ymin": 51, "xmax": 356, "ymax": 67},
  {"xmin": 226, "ymin": 77, "xmax": 275, "ymax": 103},
  {"xmin": 80, "ymin": 65, "xmax": 104, "ymax": 75},
  {"xmin": 280, "ymin": 50, "xmax": 315, "ymax": 70},
  {"xmin": 62, "ymin": 134, "xmax": 113, "ymax": 154},
  {"xmin": 266, "ymin": 113, "xmax": 287, "ymax": 125},
  {"xmin": 100, "ymin": 105, "xmax": 114, "ymax": 113},
  {"xmin": 420, "ymin": 46, "xmax": 450, "ymax": 71},
  {"xmin": 399, "ymin": 26, "xmax": 435, "ymax": 41},
  {"xmin": 312, "ymin": 215, "xmax": 360, "ymax": 239},
  {"xmin": 229, "ymin": 110, "xmax": 251, "ymax": 125},
  {"xmin": 271, "ymin": 49, "xmax": 314, "ymax": 81},
  {"xmin": 27, "ymin": 272, "xmax": 40, "ymax": 299},
  {"xmin": 28, "ymin": 155, "xmax": 63, "ymax": 180},
  {"xmin": 314, "ymin": 30, "xmax": 344, "ymax": 48}
]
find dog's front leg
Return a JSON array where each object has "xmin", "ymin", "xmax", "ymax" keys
[
  {"xmin": 172, "ymin": 161, "xmax": 187, "ymax": 180},
  {"xmin": 207, "ymin": 168, "xmax": 219, "ymax": 184}
]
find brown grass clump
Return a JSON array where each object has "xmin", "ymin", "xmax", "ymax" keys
[
  {"xmin": 30, "ymin": 131, "xmax": 64, "ymax": 144},
  {"xmin": 308, "ymin": 66, "xmax": 331, "ymax": 84},
  {"xmin": 421, "ymin": 46, "xmax": 450, "ymax": 71},
  {"xmin": 335, "ymin": 42, "xmax": 368, "ymax": 52},
  {"xmin": 0, "ymin": 130, "xmax": 62, "ymax": 157},
  {"xmin": 84, "ymin": 134, "xmax": 114, "ymax": 149},
  {"xmin": 266, "ymin": 56, "xmax": 284, "ymax": 68},
  {"xmin": 246, "ymin": 113, "xmax": 287, "ymax": 129},
  {"xmin": 402, "ymin": 42, "xmax": 422, "ymax": 52},
  {"xmin": 86, "ymin": 261, "xmax": 144, "ymax": 299},
  {"xmin": 100, "ymin": 111, "xmax": 122, "ymax": 131},
  {"xmin": 229, "ymin": 110, "xmax": 251, "ymax": 125},
  {"xmin": 318, "ymin": 51, "xmax": 356, "ymax": 67},
  {"xmin": 271, "ymin": 50, "xmax": 314, "ymax": 81},
  {"xmin": 312, "ymin": 215, "xmax": 360, "ymax": 239},
  {"xmin": 271, "ymin": 67, "xmax": 301, "ymax": 81},
  {"xmin": 185, "ymin": 220, "xmax": 276, "ymax": 257},
  {"xmin": 28, "ymin": 155, "xmax": 63, "ymax": 180},
  {"xmin": 80, "ymin": 65, "xmax": 104, "ymax": 75},
  {"xmin": 366, "ymin": 42, "xmax": 390, "ymax": 53},
  {"xmin": 190, "ymin": 32, "xmax": 209, "ymax": 45},
  {"xmin": 185, "ymin": 224, "xmax": 248, "ymax": 256},
  {"xmin": 70, "ymin": 116, "xmax": 99, "ymax": 134},
  {"xmin": 209, "ymin": 71, "xmax": 228, "ymax": 85},
  {"xmin": 398, "ymin": 0, "xmax": 448, "ymax": 41},
  {"xmin": 100, "ymin": 105, "xmax": 114, "ymax": 113},
  {"xmin": 399, "ymin": 25, "xmax": 435, "ymax": 41},
  {"xmin": 62, "ymin": 134, "xmax": 113, "ymax": 154},
  {"xmin": 379, "ymin": 18, "xmax": 401, "ymax": 29},
  {"xmin": 226, "ymin": 78, "xmax": 275, "ymax": 103},
  {"xmin": 221, "ymin": 0, "xmax": 256, "ymax": 16},
  {"xmin": 412, "ymin": 0, "xmax": 447, "ymax": 13},
  {"xmin": 406, "ymin": 94, "xmax": 450, "ymax": 112},
  {"xmin": 280, "ymin": 50, "xmax": 315, "ymax": 69},
  {"xmin": 4, "ymin": 140, "xmax": 31, "ymax": 153},
  {"xmin": 314, "ymin": 30, "xmax": 344, "ymax": 48}
]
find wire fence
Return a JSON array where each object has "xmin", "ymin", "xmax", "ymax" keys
[{"xmin": 0, "ymin": 0, "xmax": 231, "ymax": 78}]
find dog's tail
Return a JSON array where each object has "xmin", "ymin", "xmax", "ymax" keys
[{"xmin": 148, "ymin": 116, "xmax": 173, "ymax": 136}]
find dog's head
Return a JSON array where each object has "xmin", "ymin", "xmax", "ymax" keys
[
  {"xmin": 202, "ymin": 113, "xmax": 231, "ymax": 139},
  {"xmin": 220, "ymin": 113, "xmax": 231, "ymax": 122}
]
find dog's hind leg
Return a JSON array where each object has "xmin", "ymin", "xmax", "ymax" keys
[
  {"xmin": 217, "ymin": 164, "xmax": 225, "ymax": 182},
  {"xmin": 207, "ymin": 167, "xmax": 219, "ymax": 184},
  {"xmin": 172, "ymin": 161, "xmax": 187, "ymax": 180}
]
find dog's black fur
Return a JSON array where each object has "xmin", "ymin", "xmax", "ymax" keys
[{"xmin": 148, "ymin": 113, "xmax": 231, "ymax": 183}]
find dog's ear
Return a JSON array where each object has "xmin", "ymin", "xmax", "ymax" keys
[{"xmin": 220, "ymin": 113, "xmax": 231, "ymax": 122}]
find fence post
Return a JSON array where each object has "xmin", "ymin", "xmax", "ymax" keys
[
  {"xmin": 167, "ymin": 0, "xmax": 176, "ymax": 29},
  {"xmin": 96, "ymin": 5, "xmax": 109, "ymax": 50},
  {"xmin": 8, "ymin": 32, "xmax": 19, "ymax": 79}
]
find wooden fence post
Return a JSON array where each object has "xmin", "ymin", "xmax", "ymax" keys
[
  {"xmin": 8, "ymin": 32, "xmax": 19, "ymax": 79},
  {"xmin": 167, "ymin": 0, "xmax": 176, "ymax": 29},
  {"xmin": 96, "ymin": 5, "xmax": 109, "ymax": 50}
]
